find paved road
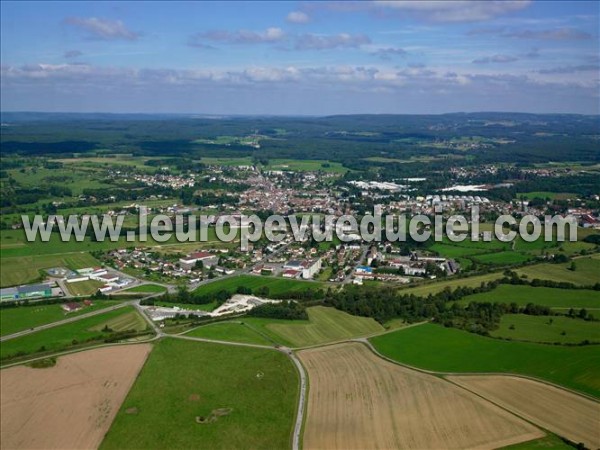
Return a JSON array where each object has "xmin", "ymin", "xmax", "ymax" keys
[
  {"xmin": 287, "ymin": 349, "xmax": 307, "ymax": 450},
  {"xmin": 343, "ymin": 244, "xmax": 368, "ymax": 284}
]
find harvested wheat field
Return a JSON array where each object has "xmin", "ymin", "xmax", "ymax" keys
[
  {"xmin": 1, "ymin": 344, "xmax": 152, "ymax": 450},
  {"xmin": 448, "ymin": 375, "xmax": 600, "ymax": 449},
  {"xmin": 298, "ymin": 343, "xmax": 544, "ymax": 450}
]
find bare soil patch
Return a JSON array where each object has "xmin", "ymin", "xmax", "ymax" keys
[
  {"xmin": 298, "ymin": 342, "xmax": 544, "ymax": 450},
  {"xmin": 448, "ymin": 375, "xmax": 600, "ymax": 449},
  {"xmin": 1, "ymin": 344, "xmax": 151, "ymax": 450}
]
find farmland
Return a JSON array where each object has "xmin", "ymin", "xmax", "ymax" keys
[
  {"xmin": 188, "ymin": 306, "xmax": 384, "ymax": 348},
  {"xmin": 448, "ymin": 375, "xmax": 600, "ymax": 449},
  {"xmin": 185, "ymin": 322, "xmax": 272, "ymax": 346},
  {"xmin": 100, "ymin": 338, "xmax": 298, "ymax": 450},
  {"xmin": 65, "ymin": 279, "xmax": 104, "ymax": 296},
  {"xmin": 399, "ymin": 272, "xmax": 504, "ymax": 297},
  {"xmin": 0, "ymin": 251, "xmax": 99, "ymax": 287},
  {"xmin": 0, "ymin": 300, "xmax": 122, "ymax": 336},
  {"xmin": 456, "ymin": 285, "xmax": 600, "ymax": 310},
  {"xmin": 299, "ymin": 343, "xmax": 543, "ymax": 450},
  {"xmin": 370, "ymin": 323, "xmax": 600, "ymax": 398},
  {"xmin": 264, "ymin": 306, "xmax": 383, "ymax": 347},
  {"xmin": 491, "ymin": 315, "xmax": 600, "ymax": 344},
  {"xmin": 0, "ymin": 307, "xmax": 149, "ymax": 361},
  {"xmin": 121, "ymin": 284, "xmax": 167, "ymax": 294},
  {"xmin": 1, "ymin": 345, "xmax": 151, "ymax": 450},
  {"xmin": 516, "ymin": 255, "xmax": 600, "ymax": 286},
  {"xmin": 193, "ymin": 275, "xmax": 325, "ymax": 298}
]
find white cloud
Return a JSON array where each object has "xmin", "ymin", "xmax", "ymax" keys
[
  {"xmin": 193, "ymin": 27, "xmax": 286, "ymax": 45},
  {"xmin": 64, "ymin": 17, "xmax": 139, "ymax": 40},
  {"xmin": 286, "ymin": 11, "xmax": 310, "ymax": 24},
  {"xmin": 295, "ymin": 33, "xmax": 371, "ymax": 50},
  {"xmin": 473, "ymin": 54, "xmax": 518, "ymax": 64},
  {"xmin": 372, "ymin": 1, "xmax": 531, "ymax": 22}
]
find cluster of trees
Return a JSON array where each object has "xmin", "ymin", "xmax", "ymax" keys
[
  {"xmin": 325, "ymin": 272, "xmax": 599, "ymax": 336},
  {"xmin": 247, "ymin": 301, "xmax": 308, "ymax": 320}
]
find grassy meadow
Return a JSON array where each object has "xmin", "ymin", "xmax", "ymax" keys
[
  {"xmin": 491, "ymin": 314, "xmax": 600, "ymax": 344},
  {"xmin": 456, "ymin": 285, "xmax": 600, "ymax": 310},
  {"xmin": 0, "ymin": 300, "xmax": 122, "ymax": 336},
  {"xmin": 516, "ymin": 255, "xmax": 600, "ymax": 286},
  {"xmin": 0, "ymin": 306, "xmax": 149, "ymax": 361},
  {"xmin": 370, "ymin": 323, "xmax": 600, "ymax": 398},
  {"xmin": 188, "ymin": 306, "xmax": 384, "ymax": 348},
  {"xmin": 186, "ymin": 322, "xmax": 273, "ymax": 346},
  {"xmin": 100, "ymin": 338, "xmax": 299, "ymax": 450}
]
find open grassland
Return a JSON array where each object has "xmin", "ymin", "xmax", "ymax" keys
[
  {"xmin": 1, "ymin": 345, "xmax": 151, "ymax": 450},
  {"xmin": 65, "ymin": 279, "xmax": 104, "ymax": 296},
  {"xmin": 100, "ymin": 338, "xmax": 298, "ymax": 450},
  {"xmin": 473, "ymin": 251, "xmax": 532, "ymax": 265},
  {"xmin": 448, "ymin": 375, "xmax": 600, "ymax": 449},
  {"xmin": 491, "ymin": 315, "xmax": 600, "ymax": 344},
  {"xmin": 0, "ymin": 251, "xmax": 99, "ymax": 287},
  {"xmin": 194, "ymin": 306, "xmax": 383, "ymax": 348},
  {"xmin": 0, "ymin": 300, "xmax": 122, "ymax": 336},
  {"xmin": 121, "ymin": 284, "xmax": 167, "ymax": 294},
  {"xmin": 0, "ymin": 228, "xmax": 227, "ymax": 259},
  {"xmin": 265, "ymin": 306, "xmax": 383, "ymax": 348},
  {"xmin": 193, "ymin": 274, "xmax": 325, "ymax": 298},
  {"xmin": 299, "ymin": 343, "xmax": 543, "ymax": 450},
  {"xmin": 370, "ymin": 323, "xmax": 600, "ymax": 398},
  {"xmin": 0, "ymin": 307, "xmax": 148, "ymax": 361},
  {"xmin": 89, "ymin": 310, "xmax": 147, "ymax": 333},
  {"xmin": 266, "ymin": 159, "xmax": 348, "ymax": 174},
  {"xmin": 516, "ymin": 255, "xmax": 600, "ymax": 286},
  {"xmin": 399, "ymin": 272, "xmax": 504, "ymax": 297},
  {"xmin": 457, "ymin": 285, "xmax": 600, "ymax": 310},
  {"xmin": 185, "ymin": 322, "xmax": 272, "ymax": 346}
]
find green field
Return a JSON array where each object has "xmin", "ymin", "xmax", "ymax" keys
[
  {"xmin": 66, "ymin": 279, "xmax": 104, "ymax": 296},
  {"xmin": 266, "ymin": 159, "xmax": 348, "ymax": 174},
  {"xmin": 472, "ymin": 251, "xmax": 532, "ymax": 265},
  {"xmin": 0, "ymin": 251, "xmax": 99, "ymax": 287},
  {"xmin": 456, "ymin": 285, "xmax": 600, "ymax": 310},
  {"xmin": 0, "ymin": 307, "xmax": 149, "ymax": 361},
  {"xmin": 186, "ymin": 306, "xmax": 384, "ymax": 348},
  {"xmin": 491, "ymin": 314, "xmax": 600, "ymax": 344},
  {"xmin": 264, "ymin": 306, "xmax": 383, "ymax": 347},
  {"xmin": 516, "ymin": 256, "xmax": 600, "ymax": 286},
  {"xmin": 399, "ymin": 272, "xmax": 504, "ymax": 297},
  {"xmin": 0, "ymin": 300, "xmax": 122, "ymax": 336},
  {"xmin": 122, "ymin": 284, "xmax": 167, "ymax": 294},
  {"xmin": 370, "ymin": 323, "xmax": 600, "ymax": 398},
  {"xmin": 185, "ymin": 322, "xmax": 272, "ymax": 345},
  {"xmin": 193, "ymin": 275, "xmax": 325, "ymax": 298},
  {"xmin": 89, "ymin": 310, "xmax": 147, "ymax": 332},
  {"xmin": 100, "ymin": 338, "xmax": 298, "ymax": 450}
]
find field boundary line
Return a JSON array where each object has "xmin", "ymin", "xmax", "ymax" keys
[
  {"xmin": 0, "ymin": 301, "xmax": 134, "ymax": 342},
  {"xmin": 357, "ymin": 338, "xmax": 600, "ymax": 403},
  {"xmin": 0, "ymin": 337, "xmax": 158, "ymax": 369}
]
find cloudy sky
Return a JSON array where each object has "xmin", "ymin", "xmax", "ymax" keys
[{"xmin": 1, "ymin": 1, "xmax": 598, "ymax": 114}]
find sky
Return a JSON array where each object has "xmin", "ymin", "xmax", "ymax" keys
[{"xmin": 1, "ymin": 1, "xmax": 598, "ymax": 115}]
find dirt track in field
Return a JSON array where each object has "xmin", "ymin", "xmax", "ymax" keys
[
  {"xmin": 448, "ymin": 375, "xmax": 600, "ymax": 449},
  {"xmin": 1, "ymin": 344, "xmax": 152, "ymax": 450},
  {"xmin": 298, "ymin": 343, "xmax": 544, "ymax": 450}
]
